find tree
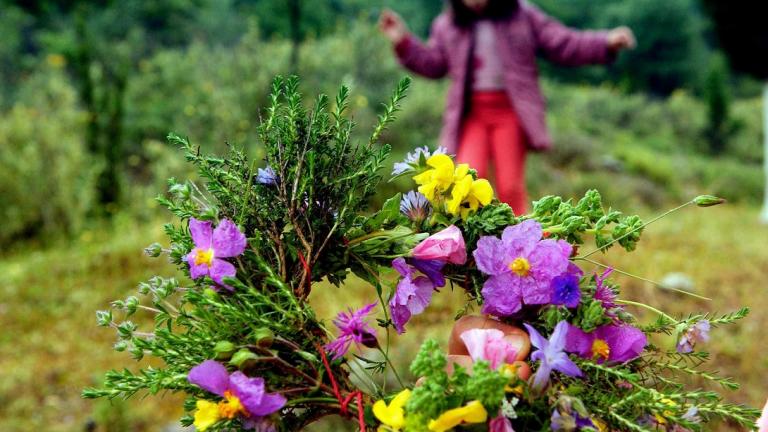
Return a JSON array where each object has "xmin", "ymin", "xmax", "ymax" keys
[{"xmin": 701, "ymin": 1, "xmax": 768, "ymax": 221}]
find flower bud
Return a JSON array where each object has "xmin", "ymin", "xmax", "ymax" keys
[
  {"xmin": 213, "ymin": 341, "xmax": 237, "ymax": 360},
  {"xmin": 229, "ymin": 349, "xmax": 259, "ymax": 369},
  {"xmin": 251, "ymin": 328, "xmax": 274, "ymax": 347},
  {"xmin": 144, "ymin": 242, "xmax": 163, "ymax": 257},
  {"xmin": 693, "ymin": 195, "xmax": 726, "ymax": 207},
  {"xmin": 360, "ymin": 331, "xmax": 380, "ymax": 349}
]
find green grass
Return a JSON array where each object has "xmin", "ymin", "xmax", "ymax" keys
[{"xmin": 2, "ymin": 204, "xmax": 766, "ymax": 431}]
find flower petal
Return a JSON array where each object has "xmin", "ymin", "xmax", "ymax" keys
[
  {"xmin": 210, "ymin": 258, "xmax": 237, "ymax": 289},
  {"xmin": 481, "ymin": 274, "xmax": 523, "ymax": 317},
  {"xmin": 411, "ymin": 259, "xmax": 446, "ymax": 287},
  {"xmin": 230, "ymin": 371, "xmax": 286, "ymax": 417},
  {"xmin": 473, "ymin": 235, "xmax": 510, "ymax": 276},
  {"xmin": 552, "ymin": 353, "xmax": 583, "ymax": 378},
  {"xmin": 212, "ymin": 219, "xmax": 247, "ymax": 258},
  {"xmin": 188, "ymin": 360, "xmax": 230, "ymax": 396},
  {"xmin": 502, "ymin": 220, "xmax": 542, "ymax": 256},
  {"xmin": 523, "ymin": 323, "xmax": 548, "ymax": 351},
  {"xmin": 189, "ymin": 218, "xmax": 213, "ymax": 248},
  {"xmin": 549, "ymin": 321, "xmax": 570, "ymax": 352}
]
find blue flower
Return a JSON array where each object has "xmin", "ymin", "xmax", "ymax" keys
[
  {"xmin": 256, "ymin": 166, "xmax": 277, "ymax": 185},
  {"xmin": 524, "ymin": 321, "xmax": 583, "ymax": 391},
  {"xmin": 551, "ymin": 273, "xmax": 581, "ymax": 308},
  {"xmin": 400, "ymin": 190, "xmax": 431, "ymax": 222}
]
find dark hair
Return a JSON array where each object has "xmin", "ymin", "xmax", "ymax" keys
[{"xmin": 450, "ymin": 0, "xmax": 520, "ymax": 27}]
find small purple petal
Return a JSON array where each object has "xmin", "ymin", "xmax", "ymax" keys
[
  {"xmin": 188, "ymin": 360, "xmax": 230, "ymax": 397},
  {"xmin": 411, "ymin": 259, "xmax": 446, "ymax": 288},
  {"xmin": 524, "ymin": 324, "xmax": 548, "ymax": 351},
  {"xmin": 210, "ymin": 258, "xmax": 237, "ymax": 289},
  {"xmin": 189, "ymin": 218, "xmax": 213, "ymax": 248},
  {"xmin": 532, "ymin": 363, "xmax": 552, "ymax": 391},
  {"xmin": 391, "ymin": 257, "xmax": 413, "ymax": 278},
  {"xmin": 552, "ymin": 353, "xmax": 583, "ymax": 378},
  {"xmin": 549, "ymin": 321, "xmax": 570, "ymax": 352},
  {"xmin": 229, "ymin": 371, "xmax": 286, "ymax": 416},
  {"xmin": 564, "ymin": 324, "xmax": 593, "ymax": 358},
  {"xmin": 212, "ymin": 219, "xmax": 247, "ymax": 258}
]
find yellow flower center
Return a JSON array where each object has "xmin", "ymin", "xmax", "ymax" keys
[
  {"xmin": 509, "ymin": 257, "xmax": 531, "ymax": 277},
  {"xmin": 194, "ymin": 248, "xmax": 215, "ymax": 267},
  {"xmin": 591, "ymin": 339, "xmax": 611, "ymax": 361},
  {"xmin": 217, "ymin": 391, "xmax": 247, "ymax": 419}
]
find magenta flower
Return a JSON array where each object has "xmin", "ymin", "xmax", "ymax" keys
[
  {"xmin": 188, "ymin": 360, "xmax": 285, "ymax": 426},
  {"xmin": 324, "ymin": 302, "xmax": 378, "ymax": 360},
  {"xmin": 489, "ymin": 414, "xmax": 515, "ymax": 432},
  {"xmin": 676, "ymin": 320, "xmax": 710, "ymax": 354},
  {"xmin": 460, "ymin": 328, "xmax": 519, "ymax": 370},
  {"xmin": 412, "ymin": 225, "xmax": 467, "ymax": 264},
  {"xmin": 186, "ymin": 218, "xmax": 247, "ymax": 290},
  {"xmin": 594, "ymin": 268, "xmax": 619, "ymax": 313},
  {"xmin": 565, "ymin": 323, "xmax": 647, "ymax": 364},
  {"xmin": 389, "ymin": 257, "xmax": 436, "ymax": 334},
  {"xmin": 474, "ymin": 220, "xmax": 572, "ymax": 317},
  {"xmin": 525, "ymin": 321, "xmax": 583, "ymax": 391}
]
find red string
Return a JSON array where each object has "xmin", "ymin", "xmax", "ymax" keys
[
  {"xmin": 318, "ymin": 346, "xmax": 366, "ymax": 431},
  {"xmin": 297, "ymin": 251, "xmax": 312, "ymax": 293}
]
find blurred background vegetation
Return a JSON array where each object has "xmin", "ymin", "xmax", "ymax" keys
[{"xmin": 0, "ymin": 0, "xmax": 766, "ymax": 431}]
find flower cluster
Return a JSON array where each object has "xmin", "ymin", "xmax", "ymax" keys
[
  {"xmin": 412, "ymin": 154, "xmax": 494, "ymax": 219},
  {"xmin": 87, "ymin": 79, "xmax": 758, "ymax": 432}
]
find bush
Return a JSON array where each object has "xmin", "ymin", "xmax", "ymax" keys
[{"xmin": 0, "ymin": 65, "xmax": 97, "ymax": 244}]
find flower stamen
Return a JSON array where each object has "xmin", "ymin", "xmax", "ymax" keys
[{"xmin": 509, "ymin": 257, "xmax": 531, "ymax": 277}]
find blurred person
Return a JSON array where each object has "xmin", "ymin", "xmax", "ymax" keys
[{"xmin": 380, "ymin": 0, "xmax": 635, "ymax": 214}]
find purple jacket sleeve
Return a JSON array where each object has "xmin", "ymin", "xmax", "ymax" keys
[
  {"xmin": 525, "ymin": 3, "xmax": 615, "ymax": 66},
  {"xmin": 393, "ymin": 18, "xmax": 449, "ymax": 79}
]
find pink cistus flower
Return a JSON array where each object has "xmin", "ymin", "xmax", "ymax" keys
[
  {"xmin": 474, "ymin": 220, "xmax": 572, "ymax": 317},
  {"xmin": 460, "ymin": 328, "xmax": 518, "ymax": 370},
  {"xmin": 187, "ymin": 360, "xmax": 285, "ymax": 426},
  {"xmin": 324, "ymin": 302, "xmax": 378, "ymax": 360},
  {"xmin": 565, "ymin": 323, "xmax": 647, "ymax": 364},
  {"xmin": 186, "ymin": 218, "xmax": 247, "ymax": 290},
  {"xmin": 412, "ymin": 225, "xmax": 467, "ymax": 265}
]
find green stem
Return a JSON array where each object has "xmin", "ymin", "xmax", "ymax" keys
[
  {"xmin": 575, "ymin": 257, "xmax": 712, "ymax": 301},
  {"xmin": 616, "ymin": 299, "xmax": 678, "ymax": 324},
  {"xmin": 378, "ymin": 346, "xmax": 405, "ymax": 388},
  {"xmin": 578, "ymin": 200, "xmax": 695, "ymax": 259}
]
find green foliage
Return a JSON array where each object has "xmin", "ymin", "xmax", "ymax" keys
[{"xmin": 0, "ymin": 66, "xmax": 97, "ymax": 244}]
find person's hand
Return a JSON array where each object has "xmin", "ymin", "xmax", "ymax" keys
[
  {"xmin": 379, "ymin": 9, "xmax": 408, "ymax": 44},
  {"xmin": 447, "ymin": 315, "xmax": 532, "ymax": 380},
  {"xmin": 607, "ymin": 26, "xmax": 636, "ymax": 51}
]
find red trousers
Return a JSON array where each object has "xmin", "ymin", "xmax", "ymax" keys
[{"xmin": 456, "ymin": 91, "xmax": 528, "ymax": 215}]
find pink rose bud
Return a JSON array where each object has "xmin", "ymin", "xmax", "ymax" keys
[{"xmin": 412, "ymin": 225, "xmax": 467, "ymax": 264}]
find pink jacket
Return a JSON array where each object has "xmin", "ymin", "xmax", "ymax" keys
[{"xmin": 394, "ymin": 3, "xmax": 615, "ymax": 152}]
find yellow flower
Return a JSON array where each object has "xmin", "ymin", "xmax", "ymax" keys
[
  {"xmin": 428, "ymin": 400, "xmax": 488, "ymax": 432},
  {"xmin": 193, "ymin": 400, "xmax": 221, "ymax": 432},
  {"xmin": 373, "ymin": 389, "xmax": 412, "ymax": 431},
  {"xmin": 413, "ymin": 154, "xmax": 455, "ymax": 202},
  {"xmin": 592, "ymin": 418, "xmax": 608, "ymax": 432},
  {"xmin": 446, "ymin": 174, "xmax": 473, "ymax": 215}
]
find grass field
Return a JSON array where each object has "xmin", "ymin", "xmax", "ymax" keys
[{"xmin": 2, "ymin": 203, "xmax": 766, "ymax": 431}]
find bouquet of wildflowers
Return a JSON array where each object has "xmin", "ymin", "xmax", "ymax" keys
[{"xmin": 85, "ymin": 77, "xmax": 760, "ymax": 432}]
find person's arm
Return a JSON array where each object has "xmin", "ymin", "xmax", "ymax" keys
[
  {"xmin": 379, "ymin": 9, "xmax": 449, "ymax": 79},
  {"xmin": 525, "ymin": 3, "xmax": 635, "ymax": 66}
]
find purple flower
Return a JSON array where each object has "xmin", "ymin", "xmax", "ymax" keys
[
  {"xmin": 188, "ymin": 360, "xmax": 285, "ymax": 427},
  {"xmin": 411, "ymin": 258, "xmax": 446, "ymax": 288},
  {"xmin": 392, "ymin": 145, "xmax": 447, "ymax": 175},
  {"xmin": 324, "ymin": 302, "xmax": 378, "ymax": 360},
  {"xmin": 256, "ymin": 166, "xmax": 277, "ymax": 185},
  {"xmin": 551, "ymin": 273, "xmax": 581, "ymax": 308},
  {"xmin": 551, "ymin": 409, "xmax": 596, "ymax": 431},
  {"xmin": 474, "ymin": 220, "xmax": 572, "ymax": 317},
  {"xmin": 400, "ymin": 190, "xmax": 432, "ymax": 222},
  {"xmin": 676, "ymin": 320, "xmax": 710, "ymax": 354},
  {"xmin": 186, "ymin": 218, "xmax": 247, "ymax": 290},
  {"xmin": 389, "ymin": 257, "xmax": 436, "ymax": 334},
  {"xmin": 524, "ymin": 321, "xmax": 583, "ymax": 391},
  {"xmin": 565, "ymin": 323, "xmax": 647, "ymax": 364},
  {"xmin": 594, "ymin": 268, "xmax": 619, "ymax": 313}
]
